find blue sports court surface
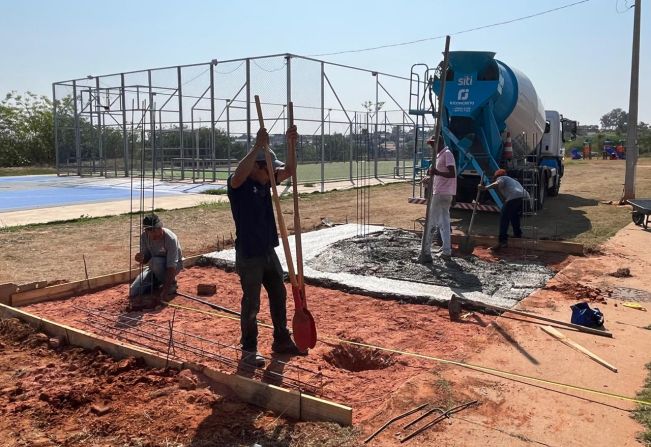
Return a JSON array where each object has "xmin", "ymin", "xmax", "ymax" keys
[{"xmin": 0, "ymin": 175, "xmax": 223, "ymax": 212}]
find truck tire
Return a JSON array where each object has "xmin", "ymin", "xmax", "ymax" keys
[
  {"xmin": 548, "ymin": 175, "xmax": 561, "ymax": 197},
  {"xmin": 535, "ymin": 174, "xmax": 547, "ymax": 210}
]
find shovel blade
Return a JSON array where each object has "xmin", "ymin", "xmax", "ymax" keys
[{"xmin": 293, "ymin": 308, "xmax": 317, "ymax": 350}]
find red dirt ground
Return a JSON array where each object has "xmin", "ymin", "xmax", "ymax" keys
[
  {"xmin": 0, "ymin": 317, "xmax": 358, "ymax": 447},
  {"xmin": 23, "ymin": 266, "xmax": 500, "ymax": 425}
]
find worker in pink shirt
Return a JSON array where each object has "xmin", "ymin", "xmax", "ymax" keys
[{"xmin": 420, "ymin": 136, "xmax": 457, "ymax": 262}]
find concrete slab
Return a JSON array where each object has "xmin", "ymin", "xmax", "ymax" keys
[{"xmin": 205, "ymin": 224, "xmax": 551, "ymax": 308}]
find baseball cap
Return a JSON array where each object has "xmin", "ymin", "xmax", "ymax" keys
[
  {"xmin": 143, "ymin": 214, "xmax": 163, "ymax": 229},
  {"xmin": 255, "ymin": 148, "xmax": 285, "ymax": 169},
  {"xmin": 494, "ymin": 169, "xmax": 507, "ymax": 178}
]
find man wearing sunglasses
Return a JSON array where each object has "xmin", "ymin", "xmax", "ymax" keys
[
  {"xmin": 129, "ymin": 213, "xmax": 183, "ymax": 310},
  {"xmin": 228, "ymin": 124, "xmax": 302, "ymax": 368}
]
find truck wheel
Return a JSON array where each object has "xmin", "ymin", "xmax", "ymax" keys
[
  {"xmin": 548, "ymin": 176, "xmax": 560, "ymax": 197},
  {"xmin": 536, "ymin": 175, "xmax": 547, "ymax": 210}
]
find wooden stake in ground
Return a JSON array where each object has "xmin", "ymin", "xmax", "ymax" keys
[{"xmin": 541, "ymin": 325, "xmax": 618, "ymax": 373}]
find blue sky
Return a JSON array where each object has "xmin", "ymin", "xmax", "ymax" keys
[{"xmin": 1, "ymin": 0, "xmax": 648, "ymax": 125}]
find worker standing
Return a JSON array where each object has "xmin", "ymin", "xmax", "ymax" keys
[
  {"xmin": 419, "ymin": 136, "xmax": 456, "ymax": 262},
  {"xmin": 227, "ymin": 125, "xmax": 305, "ymax": 368},
  {"xmin": 479, "ymin": 169, "xmax": 530, "ymax": 251}
]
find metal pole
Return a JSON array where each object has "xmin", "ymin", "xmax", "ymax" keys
[
  {"xmin": 420, "ymin": 35, "xmax": 451, "ymax": 259},
  {"xmin": 320, "ymin": 61, "xmax": 325, "ymax": 192},
  {"xmin": 286, "ymin": 54, "xmax": 292, "ymax": 166},
  {"xmin": 120, "ymin": 73, "xmax": 129, "ymax": 176},
  {"xmin": 87, "ymin": 88, "xmax": 95, "ymax": 174},
  {"xmin": 226, "ymin": 100, "xmax": 232, "ymax": 175},
  {"xmin": 147, "ymin": 70, "xmax": 156, "ymax": 180},
  {"xmin": 95, "ymin": 77, "xmax": 104, "ymax": 176},
  {"xmin": 210, "ymin": 62, "xmax": 216, "ymax": 181},
  {"xmin": 177, "ymin": 66, "xmax": 185, "ymax": 180},
  {"xmin": 374, "ymin": 72, "xmax": 379, "ymax": 179},
  {"xmin": 623, "ymin": 0, "xmax": 641, "ymax": 201},
  {"xmin": 52, "ymin": 83, "xmax": 60, "ymax": 175},
  {"xmin": 72, "ymin": 80, "xmax": 81, "ymax": 176},
  {"xmin": 246, "ymin": 58, "xmax": 251, "ymax": 148}
]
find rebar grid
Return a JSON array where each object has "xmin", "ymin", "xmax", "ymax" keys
[{"xmin": 71, "ymin": 305, "xmax": 325, "ymax": 396}]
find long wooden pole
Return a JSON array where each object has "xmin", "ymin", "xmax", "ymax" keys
[
  {"xmin": 541, "ymin": 326, "xmax": 617, "ymax": 372},
  {"xmin": 254, "ymin": 95, "xmax": 298, "ymax": 288},
  {"xmin": 420, "ymin": 35, "xmax": 451, "ymax": 258},
  {"xmin": 453, "ymin": 295, "xmax": 613, "ymax": 338}
]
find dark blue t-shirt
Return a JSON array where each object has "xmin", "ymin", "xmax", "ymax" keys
[{"xmin": 227, "ymin": 174, "xmax": 279, "ymax": 258}]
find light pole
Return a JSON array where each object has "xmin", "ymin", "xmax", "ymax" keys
[{"xmin": 622, "ymin": 0, "xmax": 642, "ymax": 202}]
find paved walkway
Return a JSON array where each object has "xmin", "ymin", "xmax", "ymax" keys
[{"xmin": 0, "ymin": 176, "xmax": 404, "ymax": 227}]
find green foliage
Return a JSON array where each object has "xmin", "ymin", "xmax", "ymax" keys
[
  {"xmin": 600, "ymin": 108, "xmax": 628, "ymax": 133},
  {"xmin": 0, "ymin": 91, "xmax": 54, "ymax": 166}
]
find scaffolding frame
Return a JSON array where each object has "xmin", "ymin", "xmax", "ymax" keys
[{"xmin": 53, "ymin": 53, "xmax": 435, "ymax": 190}]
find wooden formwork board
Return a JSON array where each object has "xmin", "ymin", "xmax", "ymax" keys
[
  {"xmin": 10, "ymin": 255, "xmax": 204, "ymax": 307},
  {"xmin": 0, "ymin": 303, "xmax": 353, "ymax": 426}
]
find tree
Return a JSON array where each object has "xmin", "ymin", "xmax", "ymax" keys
[
  {"xmin": 600, "ymin": 108, "xmax": 628, "ymax": 133},
  {"xmin": 0, "ymin": 91, "xmax": 54, "ymax": 166}
]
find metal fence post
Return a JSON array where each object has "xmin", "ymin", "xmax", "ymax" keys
[
  {"xmin": 72, "ymin": 80, "xmax": 81, "ymax": 176},
  {"xmin": 246, "ymin": 58, "xmax": 251, "ymax": 148},
  {"xmin": 52, "ymin": 83, "xmax": 59, "ymax": 175},
  {"xmin": 210, "ymin": 62, "xmax": 216, "ymax": 181},
  {"xmin": 374, "ymin": 72, "xmax": 379, "ymax": 179},
  {"xmin": 320, "ymin": 61, "xmax": 325, "ymax": 192},
  {"xmin": 177, "ymin": 66, "xmax": 184, "ymax": 180},
  {"xmin": 120, "ymin": 73, "xmax": 129, "ymax": 176}
]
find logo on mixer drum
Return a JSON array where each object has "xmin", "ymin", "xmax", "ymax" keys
[{"xmin": 457, "ymin": 89, "xmax": 469, "ymax": 101}]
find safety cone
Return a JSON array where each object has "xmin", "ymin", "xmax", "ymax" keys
[{"xmin": 503, "ymin": 132, "xmax": 513, "ymax": 160}]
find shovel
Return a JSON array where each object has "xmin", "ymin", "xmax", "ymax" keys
[
  {"xmin": 254, "ymin": 96, "xmax": 316, "ymax": 351},
  {"xmin": 288, "ymin": 102, "xmax": 317, "ymax": 349},
  {"xmin": 458, "ymin": 175, "xmax": 484, "ymax": 255}
]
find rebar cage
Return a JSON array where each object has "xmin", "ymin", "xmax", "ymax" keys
[{"xmin": 53, "ymin": 53, "xmax": 436, "ymax": 189}]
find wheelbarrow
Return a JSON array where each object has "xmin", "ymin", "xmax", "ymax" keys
[{"xmin": 628, "ymin": 199, "xmax": 651, "ymax": 230}]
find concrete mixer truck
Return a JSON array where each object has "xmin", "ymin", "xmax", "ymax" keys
[{"xmin": 409, "ymin": 51, "xmax": 576, "ymax": 211}]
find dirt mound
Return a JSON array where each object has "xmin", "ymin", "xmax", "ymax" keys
[
  {"xmin": 324, "ymin": 341, "xmax": 396, "ymax": 372},
  {"xmin": 0, "ymin": 318, "xmax": 33, "ymax": 341}
]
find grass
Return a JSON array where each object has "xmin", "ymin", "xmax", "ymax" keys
[
  {"xmin": 0, "ymin": 166, "xmax": 57, "ymax": 176},
  {"xmin": 201, "ymin": 188, "xmax": 228, "ymax": 195},
  {"xmin": 633, "ymin": 362, "xmax": 651, "ymax": 445}
]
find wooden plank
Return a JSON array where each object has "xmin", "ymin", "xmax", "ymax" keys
[
  {"xmin": 0, "ymin": 303, "xmax": 352, "ymax": 425},
  {"xmin": 198, "ymin": 363, "xmax": 352, "ymax": 425},
  {"xmin": 452, "ymin": 295, "xmax": 613, "ymax": 338},
  {"xmin": 10, "ymin": 255, "xmax": 205, "ymax": 307},
  {"xmin": 0, "ymin": 283, "xmax": 17, "ymax": 306},
  {"xmin": 541, "ymin": 325, "xmax": 618, "ymax": 372},
  {"xmin": 16, "ymin": 280, "xmax": 49, "ymax": 292},
  {"xmin": 450, "ymin": 234, "xmax": 584, "ymax": 255}
]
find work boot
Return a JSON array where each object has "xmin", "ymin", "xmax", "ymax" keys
[
  {"xmin": 242, "ymin": 351, "xmax": 265, "ymax": 368},
  {"xmin": 438, "ymin": 252, "xmax": 452, "ymax": 260},
  {"xmin": 415, "ymin": 254, "xmax": 433, "ymax": 264},
  {"xmin": 489, "ymin": 242, "xmax": 507, "ymax": 252},
  {"xmin": 272, "ymin": 338, "xmax": 307, "ymax": 356}
]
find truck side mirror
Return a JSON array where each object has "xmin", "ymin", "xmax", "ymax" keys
[{"xmin": 544, "ymin": 121, "xmax": 551, "ymax": 133}]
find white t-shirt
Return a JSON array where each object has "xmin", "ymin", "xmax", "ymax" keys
[{"xmin": 432, "ymin": 148, "xmax": 457, "ymax": 196}]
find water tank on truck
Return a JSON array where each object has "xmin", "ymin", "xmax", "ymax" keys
[{"xmin": 431, "ymin": 51, "xmax": 552, "ymax": 208}]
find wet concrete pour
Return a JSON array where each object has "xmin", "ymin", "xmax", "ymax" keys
[{"xmin": 206, "ymin": 224, "xmax": 553, "ymax": 308}]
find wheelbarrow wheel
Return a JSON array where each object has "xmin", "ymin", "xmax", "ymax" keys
[{"xmin": 633, "ymin": 211, "xmax": 644, "ymax": 226}]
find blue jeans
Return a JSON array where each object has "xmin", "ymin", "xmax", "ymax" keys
[
  {"xmin": 235, "ymin": 247, "xmax": 291, "ymax": 352},
  {"xmin": 499, "ymin": 199, "xmax": 523, "ymax": 244},
  {"xmin": 129, "ymin": 257, "xmax": 179, "ymax": 297}
]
